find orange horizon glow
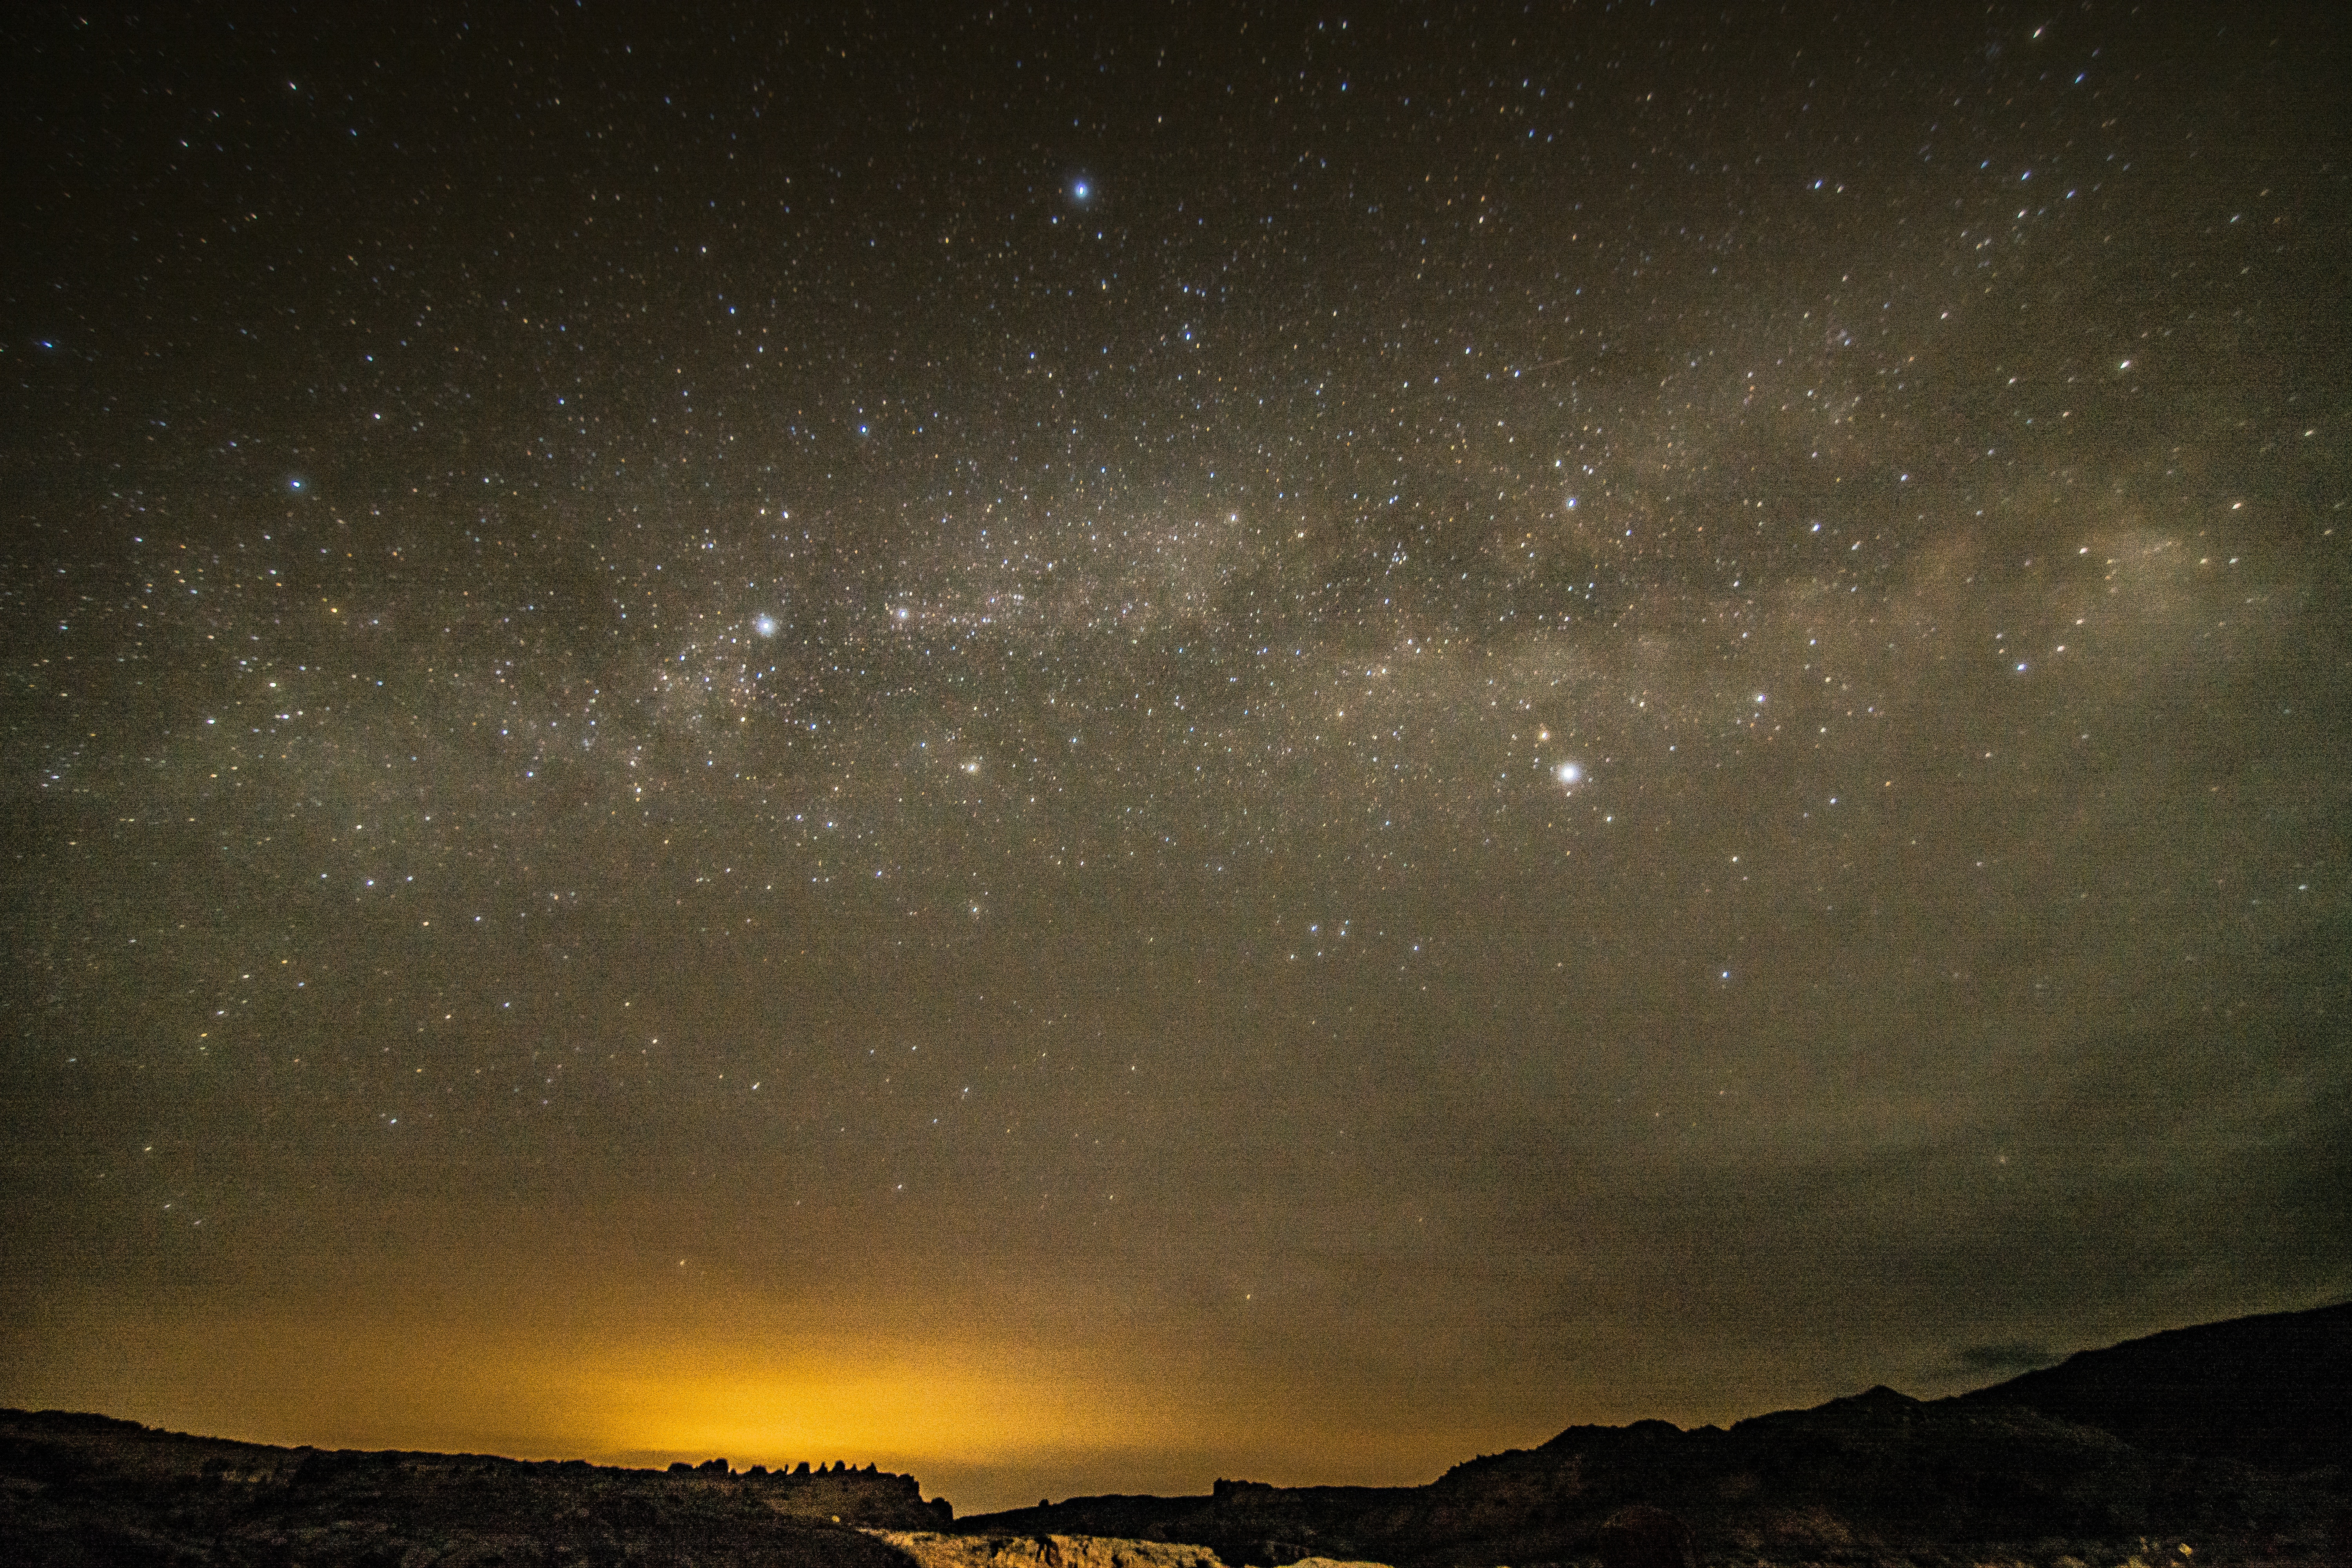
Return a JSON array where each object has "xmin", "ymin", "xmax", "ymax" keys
[{"xmin": 6, "ymin": 1283, "xmax": 1641, "ymax": 1512}]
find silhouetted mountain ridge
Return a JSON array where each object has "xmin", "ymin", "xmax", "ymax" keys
[
  {"xmin": 959, "ymin": 1303, "xmax": 2350, "ymax": 1566},
  {"xmin": 0, "ymin": 1409, "xmax": 944, "ymax": 1566},
  {"xmin": 1952, "ymin": 1300, "xmax": 2352, "ymax": 1472},
  {"xmin": 2, "ymin": 1303, "xmax": 2344, "ymax": 1564}
]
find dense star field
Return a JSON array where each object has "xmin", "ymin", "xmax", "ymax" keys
[{"xmin": 4, "ymin": 2, "xmax": 2348, "ymax": 1514}]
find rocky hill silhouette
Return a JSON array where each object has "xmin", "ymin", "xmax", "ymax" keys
[
  {"xmin": 3, "ymin": 1303, "xmax": 2343, "ymax": 1565},
  {"xmin": 1952, "ymin": 1301, "xmax": 2352, "ymax": 1474},
  {"xmin": 0, "ymin": 1412, "xmax": 945, "ymax": 1566},
  {"xmin": 956, "ymin": 1303, "xmax": 2350, "ymax": 1567}
]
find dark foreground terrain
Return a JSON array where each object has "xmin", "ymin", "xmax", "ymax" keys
[
  {"xmin": 3, "ymin": 1303, "xmax": 2344, "ymax": 1566},
  {"xmin": 964, "ymin": 1303, "xmax": 2351, "ymax": 1568},
  {"xmin": 0, "ymin": 1424, "xmax": 944, "ymax": 1567}
]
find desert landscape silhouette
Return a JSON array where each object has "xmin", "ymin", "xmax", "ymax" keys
[{"xmin": 5, "ymin": 1304, "xmax": 2345, "ymax": 1565}]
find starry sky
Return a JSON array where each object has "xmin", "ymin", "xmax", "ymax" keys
[{"xmin": 4, "ymin": 0, "xmax": 2348, "ymax": 1517}]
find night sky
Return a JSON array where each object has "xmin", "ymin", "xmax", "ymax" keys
[{"xmin": 5, "ymin": 1, "xmax": 2348, "ymax": 1516}]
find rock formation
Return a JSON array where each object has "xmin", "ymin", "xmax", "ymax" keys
[
  {"xmin": 874, "ymin": 1528, "xmax": 1229, "ymax": 1568},
  {"xmin": 2, "ymin": 1302, "xmax": 2341, "ymax": 1565},
  {"xmin": 956, "ymin": 1303, "xmax": 2350, "ymax": 1567},
  {"xmin": 0, "ymin": 1410, "xmax": 947, "ymax": 1565},
  {"xmin": 1952, "ymin": 1301, "xmax": 2352, "ymax": 1472}
]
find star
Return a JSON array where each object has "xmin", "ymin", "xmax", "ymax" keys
[{"xmin": 7, "ymin": 0, "xmax": 2337, "ymax": 1520}]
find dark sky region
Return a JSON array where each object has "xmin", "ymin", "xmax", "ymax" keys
[{"xmin": 4, "ymin": 0, "xmax": 2348, "ymax": 1516}]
